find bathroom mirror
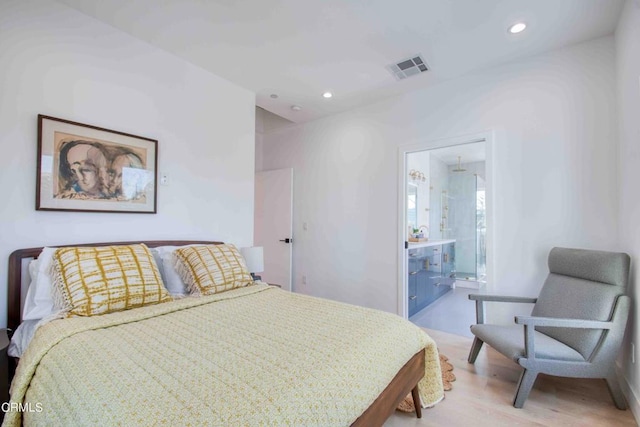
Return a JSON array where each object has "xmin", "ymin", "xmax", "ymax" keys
[{"xmin": 407, "ymin": 183, "xmax": 418, "ymax": 230}]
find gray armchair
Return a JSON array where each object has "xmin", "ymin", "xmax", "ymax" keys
[{"xmin": 468, "ymin": 247, "xmax": 631, "ymax": 409}]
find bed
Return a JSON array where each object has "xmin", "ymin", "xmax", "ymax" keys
[{"xmin": 3, "ymin": 240, "xmax": 444, "ymax": 426}]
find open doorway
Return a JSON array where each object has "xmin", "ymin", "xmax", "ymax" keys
[{"xmin": 398, "ymin": 133, "xmax": 492, "ymax": 337}]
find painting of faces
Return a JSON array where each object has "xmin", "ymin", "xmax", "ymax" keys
[{"xmin": 53, "ymin": 132, "xmax": 149, "ymax": 202}]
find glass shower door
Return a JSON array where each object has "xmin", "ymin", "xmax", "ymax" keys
[{"xmin": 476, "ymin": 175, "xmax": 486, "ymax": 282}]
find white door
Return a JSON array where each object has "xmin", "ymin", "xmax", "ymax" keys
[{"xmin": 254, "ymin": 168, "xmax": 293, "ymax": 290}]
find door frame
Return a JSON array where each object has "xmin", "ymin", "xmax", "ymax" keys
[{"xmin": 396, "ymin": 130, "xmax": 495, "ymax": 319}]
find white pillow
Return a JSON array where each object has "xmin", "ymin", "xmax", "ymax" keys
[
  {"xmin": 8, "ymin": 319, "xmax": 40, "ymax": 358},
  {"xmin": 20, "ymin": 260, "xmax": 39, "ymax": 320},
  {"xmin": 149, "ymin": 248, "xmax": 166, "ymax": 285},
  {"xmin": 22, "ymin": 247, "xmax": 57, "ymax": 321},
  {"xmin": 151, "ymin": 246, "xmax": 190, "ymax": 296}
]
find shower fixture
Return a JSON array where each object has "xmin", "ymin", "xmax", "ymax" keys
[{"xmin": 452, "ymin": 156, "xmax": 467, "ymax": 172}]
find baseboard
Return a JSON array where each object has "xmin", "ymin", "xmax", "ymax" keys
[{"xmin": 616, "ymin": 363, "xmax": 640, "ymax": 424}]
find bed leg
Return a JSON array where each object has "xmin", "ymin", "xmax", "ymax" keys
[{"xmin": 411, "ymin": 385, "xmax": 422, "ymax": 418}]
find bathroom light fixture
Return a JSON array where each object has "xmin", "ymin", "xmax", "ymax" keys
[
  {"xmin": 452, "ymin": 156, "xmax": 467, "ymax": 172},
  {"xmin": 508, "ymin": 22, "xmax": 527, "ymax": 34},
  {"xmin": 291, "ymin": 105, "xmax": 302, "ymax": 111},
  {"xmin": 408, "ymin": 169, "xmax": 426, "ymax": 184},
  {"xmin": 322, "ymin": 92, "xmax": 333, "ymax": 99}
]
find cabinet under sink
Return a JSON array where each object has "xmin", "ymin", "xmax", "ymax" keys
[{"xmin": 408, "ymin": 242, "xmax": 455, "ymax": 317}]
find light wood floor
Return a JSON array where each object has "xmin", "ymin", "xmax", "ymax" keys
[{"xmin": 385, "ymin": 328, "xmax": 638, "ymax": 427}]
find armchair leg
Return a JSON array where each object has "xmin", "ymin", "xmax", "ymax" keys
[
  {"xmin": 605, "ymin": 371, "xmax": 628, "ymax": 410},
  {"xmin": 513, "ymin": 369, "xmax": 538, "ymax": 408},
  {"xmin": 467, "ymin": 337, "xmax": 484, "ymax": 363}
]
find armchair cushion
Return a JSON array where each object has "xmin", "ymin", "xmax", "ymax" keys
[
  {"xmin": 547, "ymin": 247, "xmax": 630, "ymax": 287},
  {"xmin": 470, "ymin": 324, "xmax": 585, "ymax": 363}
]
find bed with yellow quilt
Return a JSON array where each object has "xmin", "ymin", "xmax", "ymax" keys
[{"xmin": 3, "ymin": 240, "xmax": 443, "ymax": 426}]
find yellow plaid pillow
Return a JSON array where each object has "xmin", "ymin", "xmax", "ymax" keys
[
  {"xmin": 173, "ymin": 244, "xmax": 252, "ymax": 295},
  {"xmin": 51, "ymin": 244, "xmax": 171, "ymax": 317}
]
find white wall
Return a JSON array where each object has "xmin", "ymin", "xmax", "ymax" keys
[
  {"xmin": 616, "ymin": 0, "xmax": 640, "ymax": 416},
  {"xmin": 261, "ymin": 37, "xmax": 619, "ymax": 317},
  {"xmin": 0, "ymin": 0, "xmax": 256, "ymax": 326},
  {"xmin": 255, "ymin": 107, "xmax": 296, "ymax": 172},
  {"xmin": 255, "ymin": 109, "xmax": 265, "ymax": 172}
]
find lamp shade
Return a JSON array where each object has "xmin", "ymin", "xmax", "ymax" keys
[{"xmin": 240, "ymin": 246, "xmax": 264, "ymax": 273}]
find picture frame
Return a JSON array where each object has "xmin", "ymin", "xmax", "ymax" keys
[{"xmin": 36, "ymin": 115, "xmax": 158, "ymax": 214}]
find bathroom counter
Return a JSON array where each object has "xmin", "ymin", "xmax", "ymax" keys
[
  {"xmin": 407, "ymin": 239, "xmax": 456, "ymax": 249},
  {"xmin": 407, "ymin": 239, "xmax": 456, "ymax": 317}
]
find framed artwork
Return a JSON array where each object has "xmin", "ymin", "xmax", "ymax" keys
[{"xmin": 36, "ymin": 115, "xmax": 158, "ymax": 213}]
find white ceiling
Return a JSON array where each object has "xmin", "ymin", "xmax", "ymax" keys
[{"xmin": 59, "ymin": 0, "xmax": 623, "ymax": 124}]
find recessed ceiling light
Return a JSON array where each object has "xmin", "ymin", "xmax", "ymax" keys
[
  {"xmin": 322, "ymin": 92, "xmax": 333, "ymax": 99},
  {"xmin": 508, "ymin": 22, "xmax": 527, "ymax": 34},
  {"xmin": 270, "ymin": 94, "xmax": 279, "ymax": 99},
  {"xmin": 291, "ymin": 105, "xmax": 302, "ymax": 111}
]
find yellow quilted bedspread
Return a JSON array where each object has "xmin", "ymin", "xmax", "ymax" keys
[{"xmin": 3, "ymin": 284, "xmax": 443, "ymax": 426}]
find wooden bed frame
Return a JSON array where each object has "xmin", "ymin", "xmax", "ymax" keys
[{"xmin": 6, "ymin": 240, "xmax": 424, "ymax": 426}]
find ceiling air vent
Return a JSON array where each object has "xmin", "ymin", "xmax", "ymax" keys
[{"xmin": 388, "ymin": 54, "xmax": 428, "ymax": 81}]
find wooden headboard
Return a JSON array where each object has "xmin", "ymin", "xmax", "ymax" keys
[{"xmin": 7, "ymin": 240, "xmax": 224, "ymax": 331}]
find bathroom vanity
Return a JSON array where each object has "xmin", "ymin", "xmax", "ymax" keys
[{"xmin": 407, "ymin": 240, "xmax": 455, "ymax": 317}]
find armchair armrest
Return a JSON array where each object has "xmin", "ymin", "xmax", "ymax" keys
[
  {"xmin": 515, "ymin": 316, "xmax": 613, "ymax": 330},
  {"xmin": 469, "ymin": 294, "xmax": 537, "ymax": 304},
  {"xmin": 515, "ymin": 316, "xmax": 613, "ymax": 362},
  {"xmin": 469, "ymin": 294, "xmax": 537, "ymax": 324}
]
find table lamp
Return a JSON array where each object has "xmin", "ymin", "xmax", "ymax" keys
[{"xmin": 241, "ymin": 246, "xmax": 264, "ymax": 281}]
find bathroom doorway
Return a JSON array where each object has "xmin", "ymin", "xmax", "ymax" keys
[{"xmin": 398, "ymin": 133, "xmax": 492, "ymax": 337}]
